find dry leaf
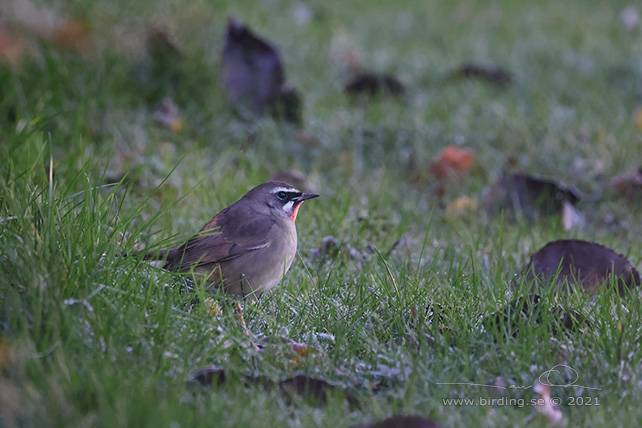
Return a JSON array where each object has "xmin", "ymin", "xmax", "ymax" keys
[
  {"xmin": 446, "ymin": 196, "xmax": 478, "ymax": 216},
  {"xmin": 519, "ymin": 239, "xmax": 640, "ymax": 295},
  {"xmin": 0, "ymin": 380, "xmax": 21, "ymax": 428},
  {"xmin": 147, "ymin": 30, "xmax": 183, "ymax": 61},
  {"xmin": 561, "ymin": 200, "xmax": 584, "ymax": 231},
  {"xmin": 308, "ymin": 235, "xmax": 340, "ymax": 259},
  {"xmin": 0, "ymin": 338, "xmax": 13, "ymax": 372},
  {"xmin": 202, "ymin": 297, "xmax": 222, "ymax": 317},
  {"xmin": 0, "ymin": 337, "xmax": 20, "ymax": 428},
  {"xmin": 287, "ymin": 341, "xmax": 321, "ymax": 363},
  {"xmin": 612, "ymin": 167, "xmax": 642, "ymax": 197},
  {"xmin": 295, "ymin": 130, "xmax": 321, "ymax": 147},
  {"xmin": 50, "ymin": 19, "xmax": 91, "ymax": 51},
  {"xmin": 353, "ymin": 415, "xmax": 443, "ymax": 428},
  {"xmin": 153, "ymin": 97, "xmax": 182, "ymax": 133},
  {"xmin": 533, "ymin": 381, "xmax": 565, "ymax": 426},
  {"xmin": 429, "ymin": 146, "xmax": 475, "ymax": 179},
  {"xmin": 344, "ymin": 72, "xmax": 405, "ymax": 97},
  {"xmin": 485, "ymin": 294, "xmax": 591, "ymax": 338},
  {"xmin": 482, "ymin": 173, "xmax": 580, "ymax": 218},
  {"xmin": 633, "ymin": 107, "xmax": 642, "ymax": 131},
  {"xmin": 452, "ymin": 63, "xmax": 513, "ymax": 86},
  {"xmin": 222, "ymin": 18, "xmax": 302, "ymax": 124},
  {"xmin": 0, "ymin": 26, "xmax": 26, "ymax": 65},
  {"xmin": 278, "ymin": 375, "xmax": 342, "ymax": 404},
  {"xmin": 188, "ymin": 365, "xmax": 226, "ymax": 387}
]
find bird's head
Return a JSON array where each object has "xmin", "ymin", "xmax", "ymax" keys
[{"xmin": 248, "ymin": 181, "xmax": 319, "ymax": 222}]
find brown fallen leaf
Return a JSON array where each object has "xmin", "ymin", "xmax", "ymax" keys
[
  {"xmin": 50, "ymin": 19, "xmax": 91, "ymax": 51},
  {"xmin": 308, "ymin": 235, "xmax": 340, "ymax": 259},
  {"xmin": 533, "ymin": 381, "xmax": 565, "ymax": 426},
  {"xmin": 271, "ymin": 85, "xmax": 303, "ymax": 125},
  {"xmin": 429, "ymin": 146, "xmax": 475, "ymax": 179},
  {"xmin": 288, "ymin": 341, "xmax": 319, "ymax": 363},
  {"xmin": 353, "ymin": 415, "xmax": 443, "ymax": 428},
  {"xmin": 344, "ymin": 72, "xmax": 405, "ymax": 97},
  {"xmin": 452, "ymin": 63, "xmax": 513, "ymax": 86},
  {"xmin": 0, "ymin": 26, "xmax": 26, "ymax": 66},
  {"xmin": 611, "ymin": 167, "xmax": 642, "ymax": 198},
  {"xmin": 518, "ymin": 240, "xmax": 640, "ymax": 295},
  {"xmin": 445, "ymin": 196, "xmax": 478, "ymax": 217},
  {"xmin": 561, "ymin": 200, "xmax": 584, "ymax": 231},
  {"xmin": 202, "ymin": 297, "xmax": 222, "ymax": 317},
  {"xmin": 0, "ymin": 336, "xmax": 14, "ymax": 373},
  {"xmin": 633, "ymin": 107, "xmax": 642, "ymax": 130},
  {"xmin": 331, "ymin": 50, "xmax": 362, "ymax": 71},
  {"xmin": 256, "ymin": 336, "xmax": 322, "ymax": 365},
  {"xmin": 187, "ymin": 365, "xmax": 226, "ymax": 387},
  {"xmin": 153, "ymin": 97, "xmax": 182, "ymax": 133},
  {"xmin": 147, "ymin": 30, "xmax": 184, "ymax": 62},
  {"xmin": 482, "ymin": 173, "xmax": 581, "ymax": 218},
  {"xmin": 278, "ymin": 375, "xmax": 342, "ymax": 404},
  {"xmin": 0, "ymin": 1, "xmax": 93, "ymax": 67},
  {"xmin": 0, "ymin": 336, "xmax": 22, "ymax": 428},
  {"xmin": 484, "ymin": 294, "xmax": 591, "ymax": 338},
  {"xmin": 295, "ymin": 129, "xmax": 321, "ymax": 148},
  {"xmin": 222, "ymin": 18, "xmax": 302, "ymax": 124}
]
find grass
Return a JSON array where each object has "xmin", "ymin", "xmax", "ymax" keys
[{"xmin": 1, "ymin": 0, "xmax": 642, "ymax": 426}]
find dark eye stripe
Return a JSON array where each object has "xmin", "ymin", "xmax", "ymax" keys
[{"xmin": 283, "ymin": 192, "xmax": 302, "ymax": 200}]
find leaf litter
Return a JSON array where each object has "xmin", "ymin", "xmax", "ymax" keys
[
  {"xmin": 222, "ymin": 18, "xmax": 302, "ymax": 124},
  {"xmin": 517, "ymin": 239, "xmax": 640, "ymax": 295},
  {"xmin": 344, "ymin": 72, "xmax": 406, "ymax": 98},
  {"xmin": 482, "ymin": 173, "xmax": 584, "ymax": 219}
]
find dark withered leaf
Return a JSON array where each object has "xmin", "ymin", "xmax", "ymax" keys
[
  {"xmin": 353, "ymin": 415, "xmax": 443, "ymax": 428},
  {"xmin": 187, "ymin": 365, "xmax": 226, "ymax": 387},
  {"xmin": 344, "ymin": 72, "xmax": 405, "ymax": 97},
  {"xmin": 153, "ymin": 97, "xmax": 182, "ymax": 132},
  {"xmin": 278, "ymin": 375, "xmax": 342, "ymax": 404},
  {"xmin": 482, "ymin": 173, "xmax": 581, "ymax": 218},
  {"xmin": 484, "ymin": 294, "xmax": 590, "ymax": 338},
  {"xmin": 140, "ymin": 30, "xmax": 186, "ymax": 103},
  {"xmin": 147, "ymin": 30, "xmax": 184, "ymax": 63},
  {"xmin": 611, "ymin": 167, "xmax": 642, "ymax": 199},
  {"xmin": 307, "ymin": 235, "xmax": 340, "ymax": 259},
  {"xmin": 518, "ymin": 240, "xmax": 640, "ymax": 295},
  {"xmin": 270, "ymin": 85, "xmax": 303, "ymax": 125},
  {"xmin": 222, "ymin": 18, "xmax": 301, "ymax": 123},
  {"xmin": 452, "ymin": 63, "xmax": 513, "ymax": 86}
]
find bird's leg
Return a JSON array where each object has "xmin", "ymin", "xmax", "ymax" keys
[{"xmin": 233, "ymin": 301, "xmax": 251, "ymax": 337}]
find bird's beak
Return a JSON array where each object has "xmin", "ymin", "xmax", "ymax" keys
[{"xmin": 294, "ymin": 193, "xmax": 320, "ymax": 203}]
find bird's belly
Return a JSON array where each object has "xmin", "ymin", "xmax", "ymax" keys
[{"xmin": 212, "ymin": 236, "xmax": 296, "ymax": 297}]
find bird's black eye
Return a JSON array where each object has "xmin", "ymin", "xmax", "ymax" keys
[{"xmin": 277, "ymin": 191, "xmax": 287, "ymax": 200}]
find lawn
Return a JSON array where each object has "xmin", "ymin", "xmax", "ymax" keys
[{"xmin": 1, "ymin": 0, "xmax": 642, "ymax": 426}]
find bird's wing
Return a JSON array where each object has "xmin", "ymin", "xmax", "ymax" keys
[{"xmin": 164, "ymin": 208, "xmax": 278, "ymax": 270}]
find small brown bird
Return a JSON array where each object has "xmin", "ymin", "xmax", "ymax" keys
[{"xmin": 150, "ymin": 181, "xmax": 319, "ymax": 297}]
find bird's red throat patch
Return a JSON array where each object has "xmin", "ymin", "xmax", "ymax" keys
[{"xmin": 289, "ymin": 203, "xmax": 302, "ymax": 222}]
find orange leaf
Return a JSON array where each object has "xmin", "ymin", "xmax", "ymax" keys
[
  {"xmin": 634, "ymin": 107, "xmax": 642, "ymax": 131},
  {"xmin": 430, "ymin": 146, "xmax": 475, "ymax": 179},
  {"xmin": 446, "ymin": 196, "xmax": 478, "ymax": 216},
  {"xmin": 51, "ymin": 19, "xmax": 91, "ymax": 51},
  {"xmin": 0, "ymin": 26, "xmax": 25, "ymax": 66}
]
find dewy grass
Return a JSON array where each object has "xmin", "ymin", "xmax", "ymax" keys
[{"xmin": 1, "ymin": 0, "xmax": 642, "ymax": 426}]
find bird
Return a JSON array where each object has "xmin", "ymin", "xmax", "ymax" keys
[{"xmin": 147, "ymin": 181, "xmax": 319, "ymax": 298}]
